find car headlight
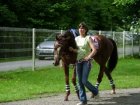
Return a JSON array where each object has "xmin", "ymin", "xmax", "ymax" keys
[{"xmin": 36, "ymin": 45, "xmax": 40, "ymax": 49}]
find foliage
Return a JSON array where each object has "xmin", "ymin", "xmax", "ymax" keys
[
  {"xmin": 0, "ymin": 3, "xmax": 18, "ymax": 26},
  {"xmin": 0, "ymin": 0, "xmax": 139, "ymax": 31},
  {"xmin": 113, "ymin": 0, "xmax": 140, "ymax": 31},
  {"xmin": 113, "ymin": 0, "xmax": 138, "ymax": 5}
]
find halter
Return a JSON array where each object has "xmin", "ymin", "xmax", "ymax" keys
[{"xmin": 69, "ymin": 29, "xmax": 79, "ymax": 37}]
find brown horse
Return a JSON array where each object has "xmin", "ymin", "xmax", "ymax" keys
[
  {"xmin": 53, "ymin": 29, "xmax": 118, "ymax": 101},
  {"xmin": 53, "ymin": 29, "xmax": 79, "ymax": 101}
]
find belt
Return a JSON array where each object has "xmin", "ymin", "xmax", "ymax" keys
[
  {"xmin": 77, "ymin": 58, "xmax": 93, "ymax": 63},
  {"xmin": 77, "ymin": 59, "xmax": 85, "ymax": 63}
]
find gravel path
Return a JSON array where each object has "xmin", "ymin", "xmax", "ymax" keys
[
  {"xmin": 0, "ymin": 60, "xmax": 53, "ymax": 71},
  {"xmin": 0, "ymin": 88, "xmax": 140, "ymax": 105}
]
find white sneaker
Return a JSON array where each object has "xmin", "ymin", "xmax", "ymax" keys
[{"xmin": 76, "ymin": 102, "xmax": 87, "ymax": 105}]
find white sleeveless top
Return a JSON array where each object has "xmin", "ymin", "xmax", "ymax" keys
[{"xmin": 75, "ymin": 35, "xmax": 91, "ymax": 60}]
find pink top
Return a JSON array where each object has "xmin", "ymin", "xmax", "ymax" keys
[{"xmin": 90, "ymin": 36, "xmax": 99, "ymax": 49}]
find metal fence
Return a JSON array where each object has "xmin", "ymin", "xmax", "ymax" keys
[
  {"xmin": 90, "ymin": 30, "xmax": 140, "ymax": 57},
  {"xmin": 0, "ymin": 27, "xmax": 140, "ymax": 71}
]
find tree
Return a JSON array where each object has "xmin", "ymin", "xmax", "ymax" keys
[
  {"xmin": 0, "ymin": 3, "xmax": 18, "ymax": 26},
  {"xmin": 1, "ymin": 0, "xmax": 138, "ymax": 31},
  {"xmin": 113, "ymin": 0, "xmax": 138, "ymax": 5},
  {"xmin": 113, "ymin": 0, "xmax": 140, "ymax": 31}
]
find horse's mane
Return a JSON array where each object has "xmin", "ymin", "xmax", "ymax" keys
[
  {"xmin": 55, "ymin": 29, "xmax": 78, "ymax": 51},
  {"xmin": 66, "ymin": 29, "xmax": 78, "ymax": 49}
]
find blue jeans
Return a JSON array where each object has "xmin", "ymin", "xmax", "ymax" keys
[{"xmin": 76, "ymin": 61, "xmax": 98, "ymax": 103}]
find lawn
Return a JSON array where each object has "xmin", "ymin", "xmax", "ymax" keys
[{"xmin": 0, "ymin": 57, "xmax": 140, "ymax": 102}]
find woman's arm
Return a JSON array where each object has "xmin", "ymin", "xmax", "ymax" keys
[
  {"xmin": 84, "ymin": 37, "xmax": 97, "ymax": 61},
  {"xmin": 69, "ymin": 47, "xmax": 78, "ymax": 53}
]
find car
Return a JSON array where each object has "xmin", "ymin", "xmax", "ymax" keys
[{"xmin": 36, "ymin": 35, "xmax": 55, "ymax": 60}]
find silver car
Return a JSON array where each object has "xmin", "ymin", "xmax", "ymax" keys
[{"xmin": 36, "ymin": 35, "xmax": 55, "ymax": 60}]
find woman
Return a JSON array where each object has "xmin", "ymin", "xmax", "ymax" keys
[{"xmin": 69, "ymin": 22, "xmax": 98, "ymax": 105}]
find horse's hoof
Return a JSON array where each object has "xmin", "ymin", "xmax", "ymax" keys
[
  {"xmin": 111, "ymin": 90, "xmax": 116, "ymax": 94},
  {"xmin": 90, "ymin": 93, "xmax": 94, "ymax": 98},
  {"xmin": 64, "ymin": 97, "xmax": 68, "ymax": 101},
  {"xmin": 90, "ymin": 95, "xmax": 94, "ymax": 98},
  {"xmin": 64, "ymin": 91, "xmax": 70, "ymax": 101}
]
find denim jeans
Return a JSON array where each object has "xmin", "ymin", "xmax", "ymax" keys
[{"xmin": 76, "ymin": 61, "xmax": 98, "ymax": 103}]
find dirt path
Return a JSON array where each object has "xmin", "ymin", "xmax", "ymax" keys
[{"xmin": 0, "ymin": 88, "xmax": 140, "ymax": 105}]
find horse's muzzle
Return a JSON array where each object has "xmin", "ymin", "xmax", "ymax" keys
[{"xmin": 53, "ymin": 61, "xmax": 59, "ymax": 66}]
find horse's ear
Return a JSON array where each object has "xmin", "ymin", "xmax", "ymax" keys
[{"xmin": 55, "ymin": 33, "xmax": 60, "ymax": 40}]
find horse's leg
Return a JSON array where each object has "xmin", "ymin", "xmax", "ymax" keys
[
  {"xmin": 71, "ymin": 65, "xmax": 79, "ymax": 99},
  {"xmin": 95, "ymin": 65, "xmax": 105, "ymax": 89},
  {"xmin": 91, "ymin": 65, "xmax": 105, "ymax": 98},
  {"xmin": 63, "ymin": 64, "xmax": 70, "ymax": 101},
  {"xmin": 104, "ymin": 68, "xmax": 116, "ymax": 94}
]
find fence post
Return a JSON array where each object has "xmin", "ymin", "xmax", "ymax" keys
[
  {"xmin": 32, "ymin": 28, "xmax": 35, "ymax": 71},
  {"xmin": 139, "ymin": 34, "xmax": 140, "ymax": 56},
  {"xmin": 131, "ymin": 32, "xmax": 134, "ymax": 57},
  {"xmin": 123, "ymin": 31, "xmax": 125, "ymax": 58},
  {"xmin": 61, "ymin": 30, "xmax": 63, "ymax": 34},
  {"xmin": 112, "ymin": 31, "xmax": 115, "ymax": 40},
  {"xmin": 99, "ymin": 30, "xmax": 101, "ymax": 35}
]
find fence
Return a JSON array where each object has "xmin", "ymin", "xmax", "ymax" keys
[{"xmin": 0, "ymin": 27, "xmax": 140, "ymax": 71}]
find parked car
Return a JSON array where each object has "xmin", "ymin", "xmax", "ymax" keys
[{"xmin": 36, "ymin": 35, "xmax": 55, "ymax": 60}]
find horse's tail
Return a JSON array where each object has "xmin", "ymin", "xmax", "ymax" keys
[{"xmin": 107, "ymin": 38, "xmax": 118, "ymax": 73}]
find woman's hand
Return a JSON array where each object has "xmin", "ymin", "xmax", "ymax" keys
[
  {"xmin": 84, "ymin": 56, "xmax": 91, "ymax": 61},
  {"xmin": 69, "ymin": 47, "xmax": 73, "ymax": 52},
  {"xmin": 69, "ymin": 47, "xmax": 77, "ymax": 53}
]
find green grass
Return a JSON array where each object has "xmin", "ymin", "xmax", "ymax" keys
[
  {"xmin": 90, "ymin": 57, "xmax": 140, "ymax": 90},
  {"xmin": 0, "ymin": 58, "xmax": 140, "ymax": 102}
]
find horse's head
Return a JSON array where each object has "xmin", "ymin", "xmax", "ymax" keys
[
  {"xmin": 53, "ymin": 40, "xmax": 62, "ymax": 66},
  {"xmin": 53, "ymin": 30, "xmax": 77, "ymax": 66}
]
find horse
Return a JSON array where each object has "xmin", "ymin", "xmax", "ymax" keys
[
  {"xmin": 53, "ymin": 29, "xmax": 118, "ymax": 101},
  {"xmin": 53, "ymin": 29, "xmax": 79, "ymax": 101}
]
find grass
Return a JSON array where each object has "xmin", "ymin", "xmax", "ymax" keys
[{"xmin": 0, "ymin": 57, "xmax": 140, "ymax": 102}]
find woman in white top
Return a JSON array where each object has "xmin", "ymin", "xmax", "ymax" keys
[{"xmin": 69, "ymin": 22, "xmax": 98, "ymax": 105}]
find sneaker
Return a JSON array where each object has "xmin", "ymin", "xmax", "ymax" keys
[{"xmin": 76, "ymin": 102, "xmax": 87, "ymax": 105}]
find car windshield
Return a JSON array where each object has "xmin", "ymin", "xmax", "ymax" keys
[{"xmin": 44, "ymin": 34, "xmax": 56, "ymax": 41}]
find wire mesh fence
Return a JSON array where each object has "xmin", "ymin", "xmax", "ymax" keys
[
  {"xmin": 0, "ymin": 27, "xmax": 140, "ymax": 71},
  {"xmin": 0, "ymin": 27, "xmax": 60, "ymax": 60}
]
